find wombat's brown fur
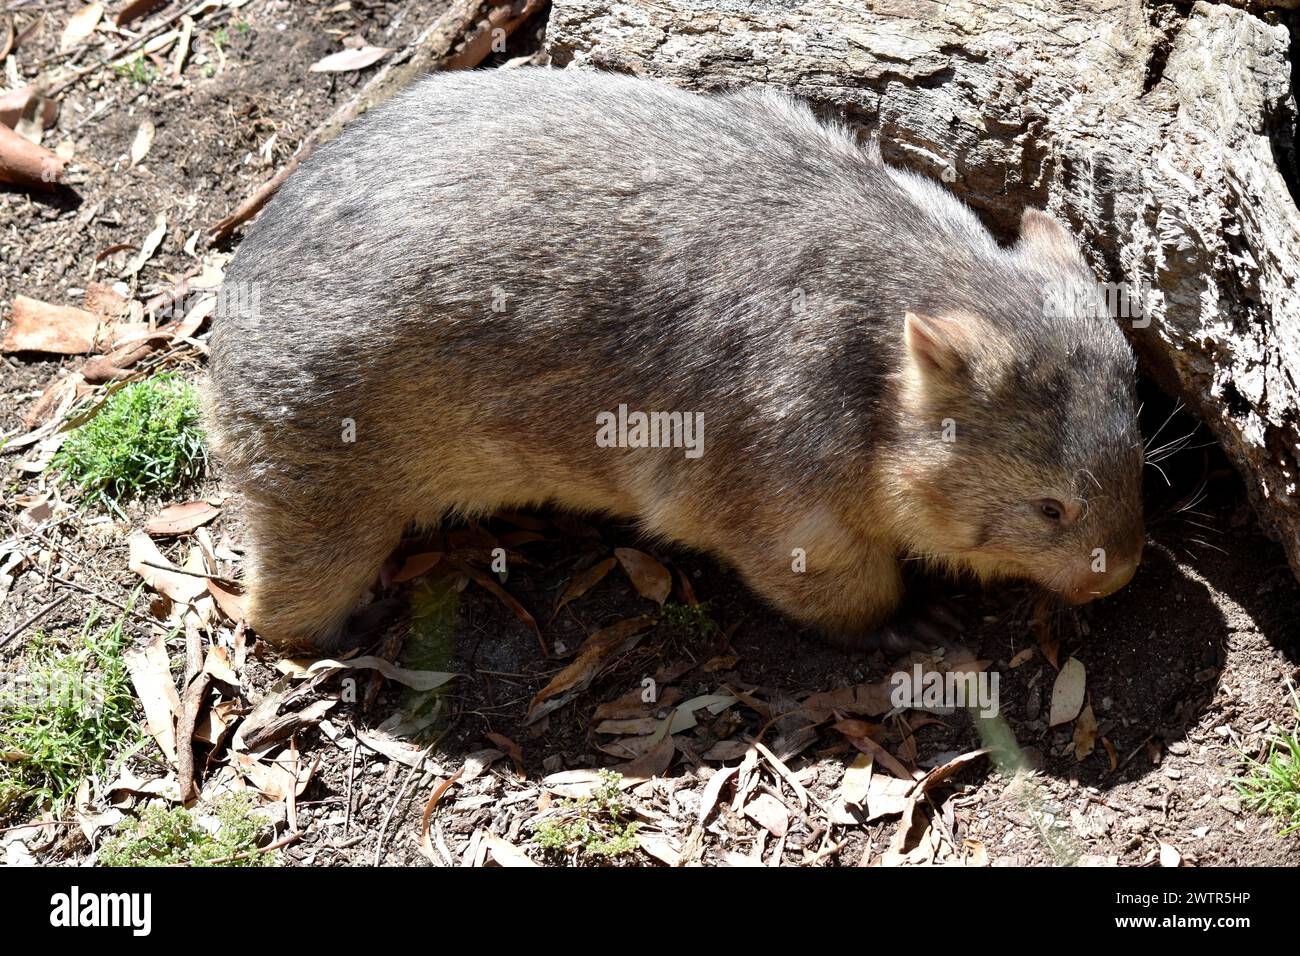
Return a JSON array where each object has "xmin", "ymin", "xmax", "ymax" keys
[{"xmin": 207, "ymin": 69, "xmax": 1145, "ymax": 653}]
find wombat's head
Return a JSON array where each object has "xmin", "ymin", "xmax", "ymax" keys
[{"xmin": 891, "ymin": 209, "xmax": 1145, "ymax": 606}]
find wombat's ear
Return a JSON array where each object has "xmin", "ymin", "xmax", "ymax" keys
[
  {"xmin": 903, "ymin": 310, "xmax": 978, "ymax": 377},
  {"xmin": 1017, "ymin": 208, "xmax": 1088, "ymax": 273}
]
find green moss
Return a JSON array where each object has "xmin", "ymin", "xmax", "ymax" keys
[
  {"xmin": 658, "ymin": 601, "xmax": 720, "ymax": 640},
  {"xmin": 532, "ymin": 770, "xmax": 639, "ymax": 861}
]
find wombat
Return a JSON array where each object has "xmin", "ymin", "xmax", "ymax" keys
[{"xmin": 207, "ymin": 68, "xmax": 1145, "ymax": 653}]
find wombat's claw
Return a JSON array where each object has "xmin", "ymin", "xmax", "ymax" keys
[
  {"xmin": 866, "ymin": 602, "xmax": 965, "ymax": 654},
  {"xmin": 864, "ymin": 626, "xmax": 933, "ymax": 655}
]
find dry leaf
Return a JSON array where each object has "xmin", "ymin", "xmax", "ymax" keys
[
  {"xmin": 1073, "ymin": 700, "xmax": 1098, "ymax": 760},
  {"xmin": 963, "ymin": 839, "xmax": 989, "ymax": 867},
  {"xmin": 83, "ymin": 281, "xmax": 129, "ymax": 318},
  {"xmin": 1159, "ymin": 843, "xmax": 1181, "ymax": 867},
  {"xmin": 306, "ymin": 655, "xmax": 456, "ymax": 691},
  {"xmin": 123, "ymin": 632, "xmax": 180, "ymax": 762},
  {"xmin": 202, "ymin": 646, "xmax": 239, "ymax": 686},
  {"xmin": 115, "ymin": 0, "xmax": 165, "ymax": 27},
  {"xmin": 525, "ymin": 617, "xmax": 655, "ymax": 724},
  {"xmin": 308, "ymin": 45, "xmax": 392, "ymax": 72},
  {"xmin": 891, "ymin": 749, "xmax": 989, "ymax": 856},
  {"xmin": 637, "ymin": 833, "xmax": 681, "ymax": 866},
  {"xmin": 125, "ymin": 213, "xmax": 167, "ymax": 277},
  {"xmin": 1102, "ymin": 736, "xmax": 1119, "ymax": 773},
  {"xmin": 232, "ymin": 750, "xmax": 317, "ymax": 801},
  {"xmin": 614, "ymin": 548, "xmax": 672, "ymax": 605},
  {"xmin": 1033, "ymin": 595, "xmax": 1060, "ymax": 669},
  {"xmin": 0, "ymin": 85, "xmax": 57, "ymax": 130},
  {"xmin": 744, "ymin": 792, "xmax": 789, "ymax": 837},
  {"xmin": 1, "ymin": 296, "xmax": 100, "ymax": 354},
  {"xmin": 60, "ymin": 2, "xmax": 103, "ymax": 50},
  {"xmin": 128, "ymin": 530, "xmax": 207, "ymax": 605},
  {"xmin": 551, "ymin": 555, "xmax": 617, "ymax": 618},
  {"xmin": 1009, "ymin": 648, "xmax": 1035, "ymax": 668},
  {"xmin": 839, "ymin": 752, "xmax": 874, "ymax": 807},
  {"xmin": 866, "ymin": 773, "xmax": 912, "ymax": 820},
  {"xmin": 485, "ymin": 732, "xmax": 525, "ymax": 777},
  {"xmin": 455, "ymin": 560, "xmax": 540, "ymax": 638},
  {"xmin": 206, "ymin": 578, "xmax": 245, "ymax": 623},
  {"xmin": 592, "ymin": 686, "xmax": 683, "ymax": 721},
  {"xmin": 483, "ymin": 833, "xmax": 537, "ymax": 867},
  {"xmin": 614, "ymin": 733, "xmax": 675, "ymax": 785},
  {"xmin": 1049, "ymin": 657, "xmax": 1086, "ymax": 727},
  {"xmin": 698, "ymin": 764, "xmax": 739, "ymax": 825},
  {"xmin": 801, "ymin": 679, "xmax": 894, "ymax": 721},
  {"xmin": 129, "ymin": 118, "xmax": 155, "ymax": 166},
  {"xmin": 146, "ymin": 499, "xmax": 221, "ymax": 536}
]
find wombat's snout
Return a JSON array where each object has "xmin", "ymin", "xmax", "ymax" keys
[{"xmin": 1060, "ymin": 546, "xmax": 1142, "ymax": 605}]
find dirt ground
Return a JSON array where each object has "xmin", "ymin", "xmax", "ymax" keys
[{"xmin": 2, "ymin": 1, "xmax": 1298, "ymax": 868}]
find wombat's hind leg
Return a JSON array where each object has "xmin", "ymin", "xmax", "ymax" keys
[{"xmin": 241, "ymin": 501, "xmax": 405, "ymax": 653}]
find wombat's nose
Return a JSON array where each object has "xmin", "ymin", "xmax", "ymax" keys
[{"xmin": 1063, "ymin": 553, "xmax": 1139, "ymax": 605}]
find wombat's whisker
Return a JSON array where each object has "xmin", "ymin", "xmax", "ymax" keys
[
  {"xmin": 1144, "ymin": 458, "xmax": 1173, "ymax": 487},
  {"xmin": 1146, "ymin": 429, "xmax": 1207, "ymax": 463},
  {"xmin": 1143, "ymin": 401, "xmax": 1187, "ymax": 451}
]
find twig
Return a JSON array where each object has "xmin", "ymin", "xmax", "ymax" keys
[
  {"xmin": 0, "ymin": 819, "xmax": 72, "ymax": 834},
  {"xmin": 175, "ymin": 670, "xmax": 212, "ymax": 804},
  {"xmin": 49, "ymin": 575, "xmax": 160, "ymax": 628},
  {"xmin": 185, "ymin": 831, "xmax": 301, "ymax": 866},
  {"xmin": 373, "ymin": 740, "xmax": 437, "ymax": 866},
  {"xmin": 344, "ymin": 735, "xmax": 358, "ymax": 835},
  {"xmin": 0, "ymin": 594, "xmax": 69, "ymax": 649},
  {"xmin": 137, "ymin": 559, "xmax": 238, "ymax": 587}
]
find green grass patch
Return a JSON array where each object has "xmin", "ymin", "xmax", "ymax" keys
[
  {"xmin": 99, "ymin": 795, "xmax": 276, "ymax": 867},
  {"xmin": 114, "ymin": 55, "xmax": 157, "ymax": 86},
  {"xmin": 532, "ymin": 769, "xmax": 639, "ymax": 861},
  {"xmin": 53, "ymin": 373, "xmax": 206, "ymax": 513},
  {"xmin": 0, "ymin": 604, "xmax": 141, "ymax": 816},
  {"xmin": 1237, "ymin": 683, "xmax": 1300, "ymax": 835}
]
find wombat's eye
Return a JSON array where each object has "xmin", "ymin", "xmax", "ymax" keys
[{"xmin": 1037, "ymin": 499, "xmax": 1065, "ymax": 523}]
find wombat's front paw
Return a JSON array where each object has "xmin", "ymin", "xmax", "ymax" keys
[{"xmin": 832, "ymin": 602, "xmax": 965, "ymax": 654}]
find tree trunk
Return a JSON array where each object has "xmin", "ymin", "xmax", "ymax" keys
[{"xmin": 547, "ymin": 0, "xmax": 1300, "ymax": 581}]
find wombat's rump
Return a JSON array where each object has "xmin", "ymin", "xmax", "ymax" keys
[{"xmin": 207, "ymin": 69, "xmax": 1145, "ymax": 652}]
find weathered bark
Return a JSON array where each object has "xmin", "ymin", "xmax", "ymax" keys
[{"xmin": 547, "ymin": 0, "xmax": 1300, "ymax": 582}]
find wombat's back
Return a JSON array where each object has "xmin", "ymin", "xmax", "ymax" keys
[{"xmin": 214, "ymin": 71, "xmax": 904, "ymax": 508}]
